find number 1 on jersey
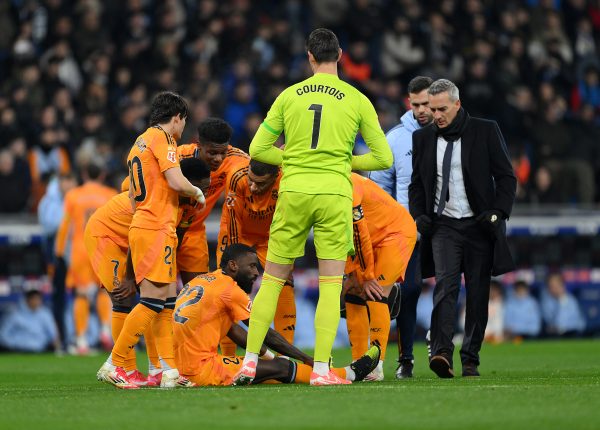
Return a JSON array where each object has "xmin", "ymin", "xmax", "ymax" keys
[{"xmin": 308, "ymin": 104, "xmax": 323, "ymax": 149}]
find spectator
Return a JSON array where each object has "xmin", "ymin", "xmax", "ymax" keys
[
  {"xmin": 0, "ymin": 148, "xmax": 31, "ymax": 212},
  {"xmin": 485, "ymin": 281, "xmax": 505, "ymax": 344},
  {"xmin": 380, "ymin": 16, "xmax": 425, "ymax": 80},
  {"xmin": 0, "ymin": 289, "xmax": 60, "ymax": 353},
  {"xmin": 541, "ymin": 273, "xmax": 586, "ymax": 335},
  {"xmin": 532, "ymin": 97, "xmax": 595, "ymax": 203},
  {"xmin": 504, "ymin": 280, "xmax": 542, "ymax": 339}
]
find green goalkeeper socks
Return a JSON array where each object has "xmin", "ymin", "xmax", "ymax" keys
[
  {"xmin": 314, "ymin": 275, "xmax": 343, "ymax": 363},
  {"xmin": 246, "ymin": 273, "xmax": 286, "ymax": 354}
]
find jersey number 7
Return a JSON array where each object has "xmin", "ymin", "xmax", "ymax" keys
[{"xmin": 308, "ymin": 104, "xmax": 323, "ymax": 149}]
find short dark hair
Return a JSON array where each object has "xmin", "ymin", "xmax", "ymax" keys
[
  {"xmin": 197, "ymin": 117, "xmax": 233, "ymax": 146},
  {"xmin": 306, "ymin": 28, "xmax": 340, "ymax": 63},
  {"xmin": 249, "ymin": 159, "xmax": 279, "ymax": 177},
  {"xmin": 24, "ymin": 289, "xmax": 42, "ymax": 300},
  {"xmin": 407, "ymin": 76, "xmax": 433, "ymax": 95},
  {"xmin": 514, "ymin": 280, "xmax": 529, "ymax": 290},
  {"xmin": 85, "ymin": 163, "xmax": 102, "ymax": 180},
  {"xmin": 220, "ymin": 243, "xmax": 257, "ymax": 270},
  {"xmin": 180, "ymin": 157, "xmax": 211, "ymax": 183},
  {"xmin": 148, "ymin": 91, "xmax": 189, "ymax": 126}
]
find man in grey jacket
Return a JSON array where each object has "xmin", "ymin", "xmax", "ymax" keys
[{"xmin": 370, "ymin": 76, "xmax": 433, "ymax": 378}]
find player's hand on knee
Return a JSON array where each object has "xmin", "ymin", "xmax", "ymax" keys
[
  {"xmin": 113, "ymin": 278, "xmax": 137, "ymax": 300},
  {"xmin": 363, "ymin": 279, "xmax": 383, "ymax": 301}
]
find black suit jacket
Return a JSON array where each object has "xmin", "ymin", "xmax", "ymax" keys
[{"xmin": 408, "ymin": 117, "xmax": 517, "ymax": 278}]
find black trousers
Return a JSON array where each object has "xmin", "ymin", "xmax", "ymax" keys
[
  {"xmin": 396, "ymin": 241, "xmax": 422, "ymax": 361},
  {"xmin": 430, "ymin": 216, "xmax": 493, "ymax": 366}
]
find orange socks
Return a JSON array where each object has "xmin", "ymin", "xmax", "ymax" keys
[
  {"xmin": 144, "ymin": 324, "xmax": 161, "ymax": 371},
  {"xmin": 96, "ymin": 289, "xmax": 111, "ymax": 327},
  {"xmin": 294, "ymin": 363, "xmax": 312, "ymax": 383},
  {"xmin": 294, "ymin": 363, "xmax": 347, "ymax": 383},
  {"xmin": 345, "ymin": 294, "xmax": 369, "ymax": 360},
  {"xmin": 274, "ymin": 283, "xmax": 296, "ymax": 345},
  {"xmin": 73, "ymin": 296, "xmax": 89, "ymax": 337},
  {"xmin": 220, "ymin": 336, "xmax": 237, "ymax": 357},
  {"xmin": 111, "ymin": 299, "xmax": 162, "ymax": 368},
  {"xmin": 367, "ymin": 300, "xmax": 390, "ymax": 361},
  {"xmin": 152, "ymin": 307, "xmax": 176, "ymax": 369},
  {"xmin": 111, "ymin": 309, "xmax": 137, "ymax": 372}
]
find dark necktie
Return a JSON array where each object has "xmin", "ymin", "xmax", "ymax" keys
[{"xmin": 436, "ymin": 141, "xmax": 454, "ymax": 216}]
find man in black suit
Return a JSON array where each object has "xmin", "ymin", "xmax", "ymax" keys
[{"xmin": 408, "ymin": 79, "xmax": 516, "ymax": 378}]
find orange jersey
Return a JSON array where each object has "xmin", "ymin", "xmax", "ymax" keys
[
  {"xmin": 127, "ymin": 126, "xmax": 180, "ymax": 235},
  {"xmin": 222, "ymin": 165, "xmax": 281, "ymax": 245},
  {"xmin": 87, "ymin": 191, "xmax": 199, "ymax": 249},
  {"xmin": 349, "ymin": 173, "xmax": 416, "ymax": 281},
  {"xmin": 86, "ymin": 192, "xmax": 132, "ymax": 249},
  {"xmin": 55, "ymin": 182, "xmax": 117, "ymax": 259},
  {"xmin": 178, "ymin": 144, "xmax": 250, "ymax": 231},
  {"xmin": 173, "ymin": 271, "xmax": 252, "ymax": 376}
]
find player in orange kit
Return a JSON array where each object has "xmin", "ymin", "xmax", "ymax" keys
[
  {"xmin": 173, "ymin": 244, "xmax": 380, "ymax": 387},
  {"xmin": 89, "ymin": 157, "xmax": 211, "ymax": 387},
  {"xmin": 344, "ymin": 173, "xmax": 417, "ymax": 381},
  {"xmin": 101, "ymin": 92, "xmax": 206, "ymax": 389},
  {"xmin": 55, "ymin": 163, "xmax": 116, "ymax": 355},
  {"xmin": 217, "ymin": 160, "xmax": 296, "ymax": 347},
  {"xmin": 176, "ymin": 118, "xmax": 249, "ymax": 285}
]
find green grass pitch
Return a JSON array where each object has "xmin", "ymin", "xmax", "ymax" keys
[{"xmin": 1, "ymin": 340, "xmax": 599, "ymax": 430}]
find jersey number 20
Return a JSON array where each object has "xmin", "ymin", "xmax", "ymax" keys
[
  {"xmin": 308, "ymin": 104, "xmax": 323, "ymax": 149},
  {"xmin": 127, "ymin": 156, "xmax": 147, "ymax": 202}
]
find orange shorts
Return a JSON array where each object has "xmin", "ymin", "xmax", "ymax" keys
[
  {"xmin": 177, "ymin": 227, "xmax": 209, "ymax": 273},
  {"xmin": 349, "ymin": 236, "xmax": 415, "ymax": 287},
  {"xmin": 371, "ymin": 236, "xmax": 415, "ymax": 285},
  {"xmin": 184, "ymin": 354, "xmax": 243, "ymax": 386},
  {"xmin": 84, "ymin": 234, "xmax": 127, "ymax": 293},
  {"xmin": 129, "ymin": 227, "xmax": 177, "ymax": 284}
]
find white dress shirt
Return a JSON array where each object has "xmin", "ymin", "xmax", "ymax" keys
[{"xmin": 434, "ymin": 136, "xmax": 474, "ymax": 218}]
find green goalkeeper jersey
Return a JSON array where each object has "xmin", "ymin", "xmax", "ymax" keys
[{"xmin": 249, "ymin": 72, "xmax": 392, "ymax": 199}]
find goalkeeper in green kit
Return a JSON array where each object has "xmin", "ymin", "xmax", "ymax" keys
[{"xmin": 234, "ymin": 28, "xmax": 393, "ymax": 386}]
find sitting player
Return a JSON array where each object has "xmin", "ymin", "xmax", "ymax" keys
[
  {"xmin": 173, "ymin": 244, "xmax": 380, "ymax": 386},
  {"xmin": 90, "ymin": 157, "xmax": 211, "ymax": 387},
  {"xmin": 344, "ymin": 173, "xmax": 417, "ymax": 381},
  {"xmin": 217, "ymin": 159, "xmax": 296, "ymax": 351}
]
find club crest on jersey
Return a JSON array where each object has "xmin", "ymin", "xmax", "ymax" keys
[
  {"xmin": 352, "ymin": 205, "xmax": 364, "ymax": 221},
  {"xmin": 135, "ymin": 137, "xmax": 146, "ymax": 152},
  {"xmin": 167, "ymin": 150, "xmax": 177, "ymax": 163}
]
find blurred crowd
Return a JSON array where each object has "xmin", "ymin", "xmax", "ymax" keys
[
  {"xmin": 415, "ymin": 272, "xmax": 590, "ymax": 344},
  {"xmin": 1, "ymin": 0, "xmax": 600, "ymax": 215}
]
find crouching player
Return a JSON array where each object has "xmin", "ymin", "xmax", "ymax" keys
[
  {"xmin": 173, "ymin": 244, "xmax": 380, "ymax": 386},
  {"xmin": 217, "ymin": 159, "xmax": 296, "ymax": 350},
  {"xmin": 88, "ymin": 157, "xmax": 211, "ymax": 387},
  {"xmin": 344, "ymin": 173, "xmax": 417, "ymax": 381}
]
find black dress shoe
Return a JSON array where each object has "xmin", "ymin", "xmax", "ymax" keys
[
  {"xmin": 395, "ymin": 359, "xmax": 414, "ymax": 379},
  {"xmin": 462, "ymin": 362, "xmax": 480, "ymax": 377},
  {"xmin": 429, "ymin": 355, "xmax": 454, "ymax": 378}
]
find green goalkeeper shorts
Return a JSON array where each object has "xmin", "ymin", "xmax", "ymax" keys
[{"xmin": 266, "ymin": 191, "xmax": 354, "ymax": 263}]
